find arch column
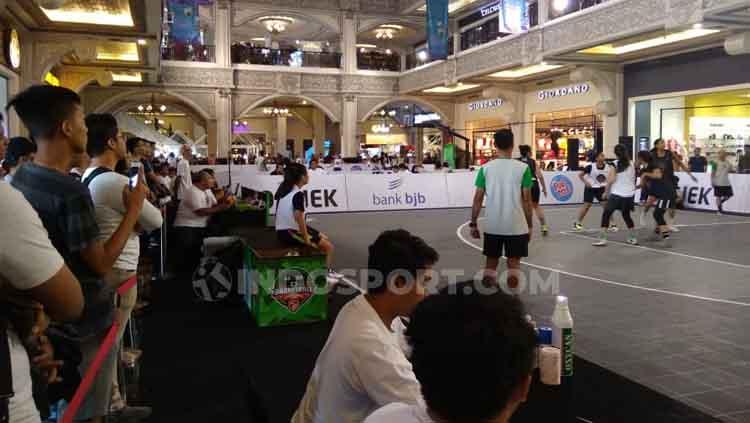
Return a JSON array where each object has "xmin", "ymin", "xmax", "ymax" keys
[
  {"xmin": 215, "ymin": 89, "xmax": 233, "ymax": 160},
  {"xmin": 341, "ymin": 95, "xmax": 358, "ymax": 157},
  {"xmin": 342, "ymin": 12, "xmax": 357, "ymax": 73}
]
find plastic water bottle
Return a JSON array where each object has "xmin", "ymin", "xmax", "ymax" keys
[{"xmin": 551, "ymin": 295, "xmax": 574, "ymax": 377}]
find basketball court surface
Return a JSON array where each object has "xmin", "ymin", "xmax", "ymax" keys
[{"xmin": 310, "ymin": 205, "xmax": 750, "ymax": 423}]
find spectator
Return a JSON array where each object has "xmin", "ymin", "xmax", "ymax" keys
[
  {"xmin": 68, "ymin": 152, "xmax": 90, "ymax": 182},
  {"xmin": 1, "ymin": 182, "xmax": 85, "ymax": 423},
  {"xmin": 83, "ymin": 113, "xmax": 162, "ymax": 419},
  {"xmin": 167, "ymin": 151, "xmax": 177, "ymax": 168},
  {"xmin": 173, "ymin": 170, "xmax": 232, "ymax": 272},
  {"xmin": 441, "ymin": 161, "xmax": 451, "ymax": 172},
  {"xmin": 292, "ymin": 229, "xmax": 439, "ymax": 423},
  {"xmin": 688, "ymin": 148, "xmax": 708, "ymax": 173},
  {"xmin": 8, "ymin": 85, "xmax": 148, "ymax": 423},
  {"xmin": 175, "ymin": 144, "xmax": 193, "ymax": 200},
  {"xmin": 308, "ymin": 158, "xmax": 326, "ymax": 175},
  {"xmin": 365, "ymin": 281, "xmax": 536, "ymax": 423},
  {"xmin": 2, "ymin": 137, "xmax": 36, "ymax": 183},
  {"xmin": 434, "ymin": 161, "xmax": 443, "ymax": 172},
  {"xmin": 270, "ymin": 162, "xmax": 284, "ymax": 175},
  {"xmin": 127, "ymin": 137, "xmax": 168, "ymax": 196},
  {"xmin": 156, "ymin": 163, "xmax": 173, "ymax": 194}
]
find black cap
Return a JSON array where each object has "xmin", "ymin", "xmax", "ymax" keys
[{"xmin": 5, "ymin": 137, "xmax": 36, "ymax": 166}]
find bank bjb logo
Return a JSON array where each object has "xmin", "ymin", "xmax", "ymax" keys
[
  {"xmin": 271, "ymin": 268, "xmax": 316, "ymax": 313},
  {"xmin": 550, "ymin": 175, "xmax": 574, "ymax": 202},
  {"xmin": 192, "ymin": 257, "xmax": 233, "ymax": 302},
  {"xmin": 388, "ymin": 177, "xmax": 404, "ymax": 190}
]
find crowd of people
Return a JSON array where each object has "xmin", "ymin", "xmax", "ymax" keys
[{"xmin": 0, "ymin": 85, "xmax": 243, "ymax": 423}]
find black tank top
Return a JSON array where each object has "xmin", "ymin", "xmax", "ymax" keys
[
  {"xmin": 517, "ymin": 157, "xmax": 538, "ymax": 182},
  {"xmin": 651, "ymin": 150, "xmax": 675, "ymax": 181}
]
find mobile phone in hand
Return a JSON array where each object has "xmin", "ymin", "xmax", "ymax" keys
[{"xmin": 128, "ymin": 161, "xmax": 142, "ymax": 189}]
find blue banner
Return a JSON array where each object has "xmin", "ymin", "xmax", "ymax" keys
[
  {"xmin": 498, "ymin": 0, "xmax": 529, "ymax": 34},
  {"xmin": 169, "ymin": 0, "xmax": 199, "ymax": 44},
  {"xmin": 426, "ymin": 0, "xmax": 449, "ymax": 61}
]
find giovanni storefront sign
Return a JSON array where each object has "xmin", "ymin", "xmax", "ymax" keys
[{"xmin": 538, "ymin": 83, "xmax": 591, "ymax": 101}]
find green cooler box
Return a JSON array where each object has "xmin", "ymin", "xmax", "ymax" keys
[{"xmin": 244, "ymin": 246, "xmax": 328, "ymax": 327}]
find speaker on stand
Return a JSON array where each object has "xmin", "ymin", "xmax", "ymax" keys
[{"xmin": 567, "ymin": 138, "xmax": 580, "ymax": 170}]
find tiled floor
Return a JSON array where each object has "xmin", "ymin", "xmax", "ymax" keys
[{"xmin": 315, "ymin": 207, "xmax": 750, "ymax": 422}]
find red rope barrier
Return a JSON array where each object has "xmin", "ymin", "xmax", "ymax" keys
[{"xmin": 61, "ymin": 276, "xmax": 138, "ymax": 423}]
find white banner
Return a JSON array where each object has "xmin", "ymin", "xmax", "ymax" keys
[
  {"xmin": 346, "ymin": 173, "xmax": 450, "ymax": 211},
  {"xmin": 192, "ymin": 166, "xmax": 750, "ymax": 215}
]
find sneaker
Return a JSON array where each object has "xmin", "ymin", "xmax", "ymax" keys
[
  {"xmin": 670, "ymin": 225, "xmax": 681, "ymax": 233},
  {"xmin": 608, "ymin": 225, "xmax": 620, "ymax": 233},
  {"xmin": 328, "ymin": 270, "xmax": 344, "ymax": 279},
  {"xmin": 573, "ymin": 222, "xmax": 584, "ymax": 232},
  {"xmin": 541, "ymin": 225, "xmax": 549, "ymax": 236},
  {"xmin": 627, "ymin": 237, "xmax": 639, "ymax": 245},
  {"xmin": 592, "ymin": 239, "xmax": 607, "ymax": 246}
]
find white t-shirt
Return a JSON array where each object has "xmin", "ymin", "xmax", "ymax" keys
[
  {"xmin": 176, "ymin": 159, "xmax": 192, "ymax": 200},
  {"xmin": 475, "ymin": 158, "xmax": 534, "ymax": 236},
  {"xmin": 583, "ymin": 163, "xmax": 611, "ymax": 189},
  {"xmin": 292, "ymin": 295, "xmax": 422, "ymax": 423},
  {"xmin": 174, "ymin": 185, "xmax": 217, "ymax": 228},
  {"xmin": 157, "ymin": 175, "xmax": 172, "ymax": 191},
  {"xmin": 1, "ymin": 183, "xmax": 65, "ymax": 423},
  {"xmin": 82, "ymin": 168, "xmax": 164, "ymax": 270},
  {"xmin": 609, "ymin": 162, "xmax": 636, "ymax": 198},
  {"xmin": 365, "ymin": 403, "xmax": 433, "ymax": 423}
]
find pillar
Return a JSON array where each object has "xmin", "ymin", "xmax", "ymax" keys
[
  {"xmin": 342, "ymin": 12, "xmax": 357, "ymax": 73},
  {"xmin": 603, "ymin": 71, "xmax": 625, "ymax": 156},
  {"xmin": 215, "ymin": 89, "xmax": 232, "ymax": 159},
  {"xmin": 415, "ymin": 127, "xmax": 425, "ymax": 164},
  {"xmin": 207, "ymin": 119, "xmax": 218, "ymax": 161},
  {"xmin": 341, "ymin": 95, "xmax": 358, "ymax": 157},
  {"xmin": 451, "ymin": 20, "xmax": 462, "ymax": 55},
  {"xmin": 538, "ymin": 0, "xmax": 549, "ymax": 26},
  {"xmin": 215, "ymin": 0, "xmax": 232, "ymax": 67},
  {"xmin": 276, "ymin": 116, "xmax": 288, "ymax": 157},
  {"xmin": 400, "ymin": 53, "xmax": 407, "ymax": 72},
  {"xmin": 312, "ymin": 108, "xmax": 326, "ymax": 157}
]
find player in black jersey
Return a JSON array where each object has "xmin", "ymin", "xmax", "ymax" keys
[
  {"xmin": 649, "ymin": 139, "xmax": 696, "ymax": 232},
  {"xmin": 641, "ymin": 159, "xmax": 675, "ymax": 244},
  {"xmin": 518, "ymin": 145, "xmax": 549, "ymax": 236}
]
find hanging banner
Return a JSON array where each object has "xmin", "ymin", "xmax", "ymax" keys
[
  {"xmin": 498, "ymin": 0, "xmax": 529, "ymax": 34},
  {"xmin": 426, "ymin": 0, "xmax": 450, "ymax": 61},
  {"xmin": 169, "ymin": 0, "xmax": 199, "ymax": 43}
]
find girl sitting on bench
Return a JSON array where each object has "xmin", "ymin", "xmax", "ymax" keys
[{"xmin": 275, "ymin": 163, "xmax": 341, "ymax": 282}]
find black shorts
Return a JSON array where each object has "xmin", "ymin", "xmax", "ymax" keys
[
  {"xmin": 483, "ymin": 234, "xmax": 529, "ymax": 259},
  {"xmin": 608, "ymin": 194, "xmax": 635, "ymax": 212},
  {"xmin": 584, "ymin": 187, "xmax": 607, "ymax": 203},
  {"xmin": 653, "ymin": 198, "xmax": 673, "ymax": 210},
  {"xmin": 714, "ymin": 186, "xmax": 734, "ymax": 198},
  {"xmin": 531, "ymin": 182, "xmax": 541, "ymax": 204},
  {"xmin": 277, "ymin": 227, "xmax": 322, "ymax": 246}
]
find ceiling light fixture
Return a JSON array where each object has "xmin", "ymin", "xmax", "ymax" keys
[
  {"xmin": 258, "ymin": 16, "xmax": 295, "ymax": 34},
  {"xmin": 552, "ymin": 0, "xmax": 569, "ymax": 12},
  {"xmin": 490, "ymin": 63, "xmax": 564, "ymax": 79},
  {"xmin": 137, "ymin": 39, "xmax": 147, "ymax": 46},
  {"xmin": 356, "ymin": 44, "xmax": 377, "ymax": 49},
  {"xmin": 39, "ymin": 2, "xmax": 135, "ymax": 27},
  {"xmin": 264, "ymin": 106, "xmax": 290, "ymax": 117},
  {"xmin": 112, "ymin": 72, "xmax": 143, "ymax": 83},
  {"xmin": 578, "ymin": 28, "xmax": 721, "ymax": 55},
  {"xmin": 423, "ymin": 83, "xmax": 480, "ymax": 94}
]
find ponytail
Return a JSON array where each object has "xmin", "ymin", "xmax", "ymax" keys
[
  {"xmin": 614, "ymin": 144, "xmax": 630, "ymax": 173},
  {"xmin": 275, "ymin": 162, "xmax": 307, "ymax": 201}
]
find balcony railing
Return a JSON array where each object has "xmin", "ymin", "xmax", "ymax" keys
[
  {"xmin": 357, "ymin": 51, "xmax": 401, "ymax": 72},
  {"xmin": 231, "ymin": 45, "xmax": 342, "ymax": 68},
  {"xmin": 161, "ymin": 43, "xmax": 215, "ymax": 62}
]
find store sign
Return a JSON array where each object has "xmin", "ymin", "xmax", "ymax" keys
[
  {"xmin": 4, "ymin": 29, "xmax": 21, "ymax": 70},
  {"xmin": 414, "ymin": 113, "xmax": 441, "ymax": 124},
  {"xmin": 538, "ymin": 83, "xmax": 591, "ymax": 101},
  {"xmin": 468, "ymin": 98, "xmax": 504, "ymax": 112},
  {"xmin": 481, "ymin": 2, "xmax": 502, "ymax": 17}
]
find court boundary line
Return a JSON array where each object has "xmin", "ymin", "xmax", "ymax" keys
[
  {"xmin": 456, "ymin": 220, "xmax": 750, "ymax": 307},
  {"xmin": 559, "ymin": 231, "xmax": 750, "ymax": 270}
]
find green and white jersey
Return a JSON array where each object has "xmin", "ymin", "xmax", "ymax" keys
[{"xmin": 475, "ymin": 158, "xmax": 534, "ymax": 236}]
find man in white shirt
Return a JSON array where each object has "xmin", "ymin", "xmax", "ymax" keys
[
  {"xmin": 365, "ymin": 281, "xmax": 536, "ymax": 423},
  {"xmin": 292, "ymin": 229, "xmax": 439, "ymax": 423},
  {"xmin": 308, "ymin": 158, "xmax": 327, "ymax": 175},
  {"xmin": 173, "ymin": 170, "xmax": 232, "ymax": 274},
  {"xmin": 83, "ymin": 114, "xmax": 163, "ymax": 418},
  {"xmin": 175, "ymin": 145, "xmax": 193, "ymax": 200},
  {"xmin": 470, "ymin": 129, "xmax": 533, "ymax": 289},
  {"xmin": 1, "ymin": 182, "xmax": 84, "ymax": 423}
]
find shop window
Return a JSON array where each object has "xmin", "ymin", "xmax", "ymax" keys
[{"xmin": 532, "ymin": 109, "xmax": 602, "ymax": 168}]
